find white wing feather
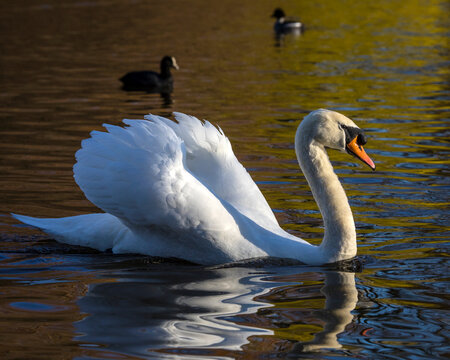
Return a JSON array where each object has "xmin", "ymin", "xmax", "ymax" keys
[
  {"xmin": 144, "ymin": 113, "xmax": 279, "ymax": 230},
  {"xmin": 73, "ymin": 118, "xmax": 265, "ymax": 263}
]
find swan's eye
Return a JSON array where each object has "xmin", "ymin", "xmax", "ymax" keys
[{"xmin": 357, "ymin": 133, "xmax": 367, "ymax": 146}]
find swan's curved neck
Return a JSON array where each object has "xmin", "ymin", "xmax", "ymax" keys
[{"xmin": 295, "ymin": 132, "xmax": 357, "ymax": 262}]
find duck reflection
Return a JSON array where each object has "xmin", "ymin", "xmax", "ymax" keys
[
  {"xmin": 159, "ymin": 91, "xmax": 173, "ymax": 107},
  {"xmin": 274, "ymin": 30, "xmax": 303, "ymax": 48},
  {"xmin": 75, "ymin": 264, "xmax": 357, "ymax": 356}
]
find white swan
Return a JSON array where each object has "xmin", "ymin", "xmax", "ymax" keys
[{"xmin": 12, "ymin": 109, "xmax": 375, "ymax": 265}]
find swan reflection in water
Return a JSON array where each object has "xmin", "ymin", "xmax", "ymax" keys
[
  {"xmin": 291, "ymin": 271, "xmax": 358, "ymax": 353},
  {"xmin": 75, "ymin": 265, "xmax": 358, "ymax": 357}
]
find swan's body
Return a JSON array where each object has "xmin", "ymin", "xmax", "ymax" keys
[
  {"xmin": 13, "ymin": 110, "xmax": 375, "ymax": 265},
  {"xmin": 120, "ymin": 56, "xmax": 179, "ymax": 92}
]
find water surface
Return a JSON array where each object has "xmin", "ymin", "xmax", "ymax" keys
[{"xmin": 0, "ymin": 0, "xmax": 448, "ymax": 359}]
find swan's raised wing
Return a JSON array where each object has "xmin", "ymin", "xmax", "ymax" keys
[
  {"xmin": 73, "ymin": 119, "xmax": 261, "ymax": 263},
  {"xmin": 144, "ymin": 113, "xmax": 279, "ymax": 229}
]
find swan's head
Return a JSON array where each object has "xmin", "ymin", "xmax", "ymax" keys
[{"xmin": 297, "ymin": 109, "xmax": 375, "ymax": 170}]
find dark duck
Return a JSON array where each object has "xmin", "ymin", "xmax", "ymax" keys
[
  {"xmin": 271, "ymin": 8, "xmax": 303, "ymax": 34},
  {"xmin": 120, "ymin": 56, "xmax": 179, "ymax": 93}
]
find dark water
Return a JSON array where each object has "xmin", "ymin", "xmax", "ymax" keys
[{"xmin": 0, "ymin": 0, "xmax": 449, "ymax": 359}]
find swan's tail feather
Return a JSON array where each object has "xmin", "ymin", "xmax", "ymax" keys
[{"xmin": 11, "ymin": 213, "xmax": 128, "ymax": 251}]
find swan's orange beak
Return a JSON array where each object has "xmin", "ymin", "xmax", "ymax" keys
[{"xmin": 347, "ymin": 137, "xmax": 375, "ymax": 170}]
